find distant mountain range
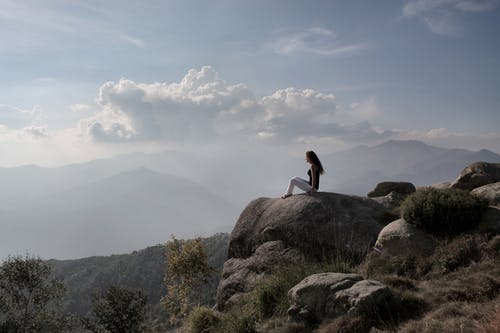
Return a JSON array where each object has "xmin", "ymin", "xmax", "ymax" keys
[
  {"xmin": 323, "ymin": 140, "xmax": 500, "ymax": 195},
  {"xmin": 1, "ymin": 168, "xmax": 238, "ymax": 259},
  {"xmin": 0, "ymin": 139, "xmax": 498, "ymax": 260}
]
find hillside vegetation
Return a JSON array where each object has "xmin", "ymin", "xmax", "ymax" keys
[{"xmin": 48, "ymin": 233, "xmax": 229, "ymax": 331}]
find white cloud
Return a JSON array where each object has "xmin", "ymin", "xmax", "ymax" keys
[
  {"xmin": 0, "ymin": 104, "xmax": 44, "ymax": 128},
  {"xmin": 269, "ymin": 27, "xmax": 368, "ymax": 56},
  {"xmin": 22, "ymin": 126, "xmax": 49, "ymax": 139},
  {"xmin": 120, "ymin": 35, "xmax": 146, "ymax": 48},
  {"xmin": 70, "ymin": 104, "xmax": 92, "ymax": 113},
  {"xmin": 403, "ymin": 0, "xmax": 497, "ymax": 35},
  {"xmin": 81, "ymin": 66, "xmax": 387, "ymax": 146},
  {"xmin": 347, "ymin": 97, "xmax": 380, "ymax": 121}
]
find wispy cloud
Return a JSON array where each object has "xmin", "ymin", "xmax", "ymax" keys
[
  {"xmin": 0, "ymin": 0, "xmax": 148, "ymax": 53},
  {"xmin": 269, "ymin": 27, "xmax": 369, "ymax": 56},
  {"xmin": 120, "ymin": 35, "xmax": 146, "ymax": 48},
  {"xmin": 403, "ymin": 0, "xmax": 498, "ymax": 36}
]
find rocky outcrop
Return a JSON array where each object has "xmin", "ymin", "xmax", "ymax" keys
[
  {"xmin": 216, "ymin": 192, "xmax": 386, "ymax": 310},
  {"xmin": 471, "ymin": 182, "xmax": 500, "ymax": 206},
  {"xmin": 216, "ymin": 240, "xmax": 303, "ymax": 310},
  {"xmin": 287, "ymin": 273, "xmax": 391, "ymax": 323},
  {"xmin": 367, "ymin": 182, "xmax": 416, "ymax": 198},
  {"xmin": 451, "ymin": 162, "xmax": 500, "ymax": 191},
  {"xmin": 374, "ymin": 218, "xmax": 437, "ymax": 257},
  {"xmin": 370, "ymin": 191, "xmax": 405, "ymax": 210},
  {"xmin": 228, "ymin": 193, "xmax": 386, "ymax": 259},
  {"xmin": 476, "ymin": 206, "xmax": 500, "ymax": 235}
]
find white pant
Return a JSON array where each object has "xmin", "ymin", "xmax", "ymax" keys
[{"xmin": 284, "ymin": 177, "xmax": 312, "ymax": 195}]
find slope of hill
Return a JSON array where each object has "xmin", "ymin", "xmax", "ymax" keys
[
  {"xmin": 1, "ymin": 169, "xmax": 238, "ymax": 259},
  {"xmin": 48, "ymin": 233, "xmax": 229, "ymax": 329}
]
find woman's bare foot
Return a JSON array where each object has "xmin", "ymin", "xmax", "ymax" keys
[{"xmin": 281, "ymin": 193, "xmax": 292, "ymax": 199}]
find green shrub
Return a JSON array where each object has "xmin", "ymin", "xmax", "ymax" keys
[
  {"xmin": 187, "ymin": 306, "xmax": 219, "ymax": 333},
  {"xmin": 401, "ymin": 188, "xmax": 487, "ymax": 235},
  {"xmin": 217, "ymin": 309, "xmax": 257, "ymax": 333}
]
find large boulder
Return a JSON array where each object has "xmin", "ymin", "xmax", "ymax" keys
[
  {"xmin": 367, "ymin": 182, "xmax": 416, "ymax": 198},
  {"xmin": 287, "ymin": 273, "xmax": 391, "ymax": 323},
  {"xmin": 451, "ymin": 162, "xmax": 500, "ymax": 191},
  {"xmin": 228, "ymin": 193, "xmax": 386, "ymax": 259},
  {"xmin": 475, "ymin": 206, "xmax": 500, "ymax": 235},
  {"xmin": 216, "ymin": 240, "xmax": 304, "ymax": 310},
  {"xmin": 216, "ymin": 192, "xmax": 386, "ymax": 311},
  {"xmin": 374, "ymin": 218, "xmax": 437, "ymax": 257},
  {"xmin": 471, "ymin": 182, "xmax": 500, "ymax": 206}
]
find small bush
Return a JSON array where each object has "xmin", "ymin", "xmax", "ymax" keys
[
  {"xmin": 401, "ymin": 188, "xmax": 487, "ymax": 235},
  {"xmin": 359, "ymin": 252, "xmax": 423, "ymax": 279},
  {"xmin": 379, "ymin": 290, "xmax": 428, "ymax": 324},
  {"xmin": 217, "ymin": 310, "xmax": 257, "ymax": 333},
  {"xmin": 435, "ymin": 235, "xmax": 482, "ymax": 273},
  {"xmin": 187, "ymin": 306, "xmax": 219, "ymax": 333}
]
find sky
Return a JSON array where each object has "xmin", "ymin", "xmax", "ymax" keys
[{"xmin": 1, "ymin": 0, "xmax": 499, "ymax": 167}]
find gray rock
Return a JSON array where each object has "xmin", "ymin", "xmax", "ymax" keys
[
  {"xmin": 287, "ymin": 273, "xmax": 391, "ymax": 323},
  {"xmin": 471, "ymin": 182, "xmax": 500, "ymax": 206},
  {"xmin": 367, "ymin": 182, "xmax": 416, "ymax": 198},
  {"xmin": 370, "ymin": 191, "xmax": 405, "ymax": 210},
  {"xmin": 216, "ymin": 193, "xmax": 386, "ymax": 311},
  {"xmin": 333, "ymin": 280, "xmax": 392, "ymax": 316},
  {"xmin": 215, "ymin": 240, "xmax": 304, "ymax": 311},
  {"xmin": 228, "ymin": 192, "xmax": 386, "ymax": 260},
  {"xmin": 476, "ymin": 206, "xmax": 500, "ymax": 235},
  {"xmin": 451, "ymin": 162, "xmax": 500, "ymax": 191},
  {"xmin": 374, "ymin": 218, "xmax": 437, "ymax": 257},
  {"xmin": 429, "ymin": 181, "xmax": 452, "ymax": 190}
]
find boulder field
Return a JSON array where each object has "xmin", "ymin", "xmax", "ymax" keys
[{"xmin": 216, "ymin": 192, "xmax": 386, "ymax": 310}]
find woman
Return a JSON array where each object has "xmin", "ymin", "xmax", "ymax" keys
[{"xmin": 281, "ymin": 150, "xmax": 324, "ymax": 199}]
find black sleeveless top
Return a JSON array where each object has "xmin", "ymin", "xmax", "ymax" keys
[{"xmin": 307, "ymin": 168, "xmax": 320, "ymax": 190}]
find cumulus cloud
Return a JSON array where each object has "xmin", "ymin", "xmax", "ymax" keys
[
  {"xmin": 70, "ymin": 104, "xmax": 92, "ymax": 113},
  {"xmin": 22, "ymin": 125, "xmax": 49, "ymax": 139},
  {"xmin": 82, "ymin": 66, "xmax": 387, "ymax": 146},
  {"xmin": 403, "ymin": 0, "xmax": 497, "ymax": 35},
  {"xmin": 269, "ymin": 27, "xmax": 368, "ymax": 56}
]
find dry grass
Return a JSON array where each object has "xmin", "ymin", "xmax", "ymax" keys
[
  {"xmin": 479, "ymin": 305, "xmax": 500, "ymax": 333},
  {"xmin": 356, "ymin": 232, "xmax": 500, "ymax": 332},
  {"xmin": 398, "ymin": 299, "xmax": 500, "ymax": 333},
  {"xmin": 316, "ymin": 315, "xmax": 369, "ymax": 333}
]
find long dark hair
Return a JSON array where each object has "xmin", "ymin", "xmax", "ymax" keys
[{"xmin": 306, "ymin": 151, "xmax": 324, "ymax": 174}]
